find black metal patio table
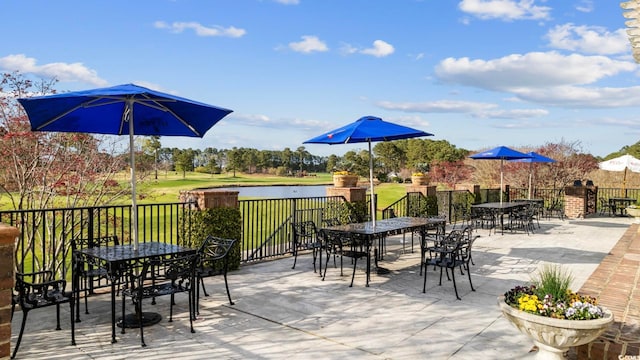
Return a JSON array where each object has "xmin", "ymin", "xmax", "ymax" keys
[
  {"xmin": 72, "ymin": 241, "xmax": 197, "ymax": 343},
  {"xmin": 321, "ymin": 216, "xmax": 446, "ymax": 286},
  {"xmin": 471, "ymin": 202, "xmax": 528, "ymax": 235}
]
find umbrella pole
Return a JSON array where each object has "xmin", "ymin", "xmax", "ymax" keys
[
  {"xmin": 623, "ymin": 168, "xmax": 628, "ymax": 197},
  {"xmin": 528, "ymin": 162, "xmax": 533, "ymax": 200},
  {"xmin": 369, "ymin": 140, "xmax": 375, "ymax": 227},
  {"xmin": 500, "ymin": 159, "xmax": 504, "ymax": 204},
  {"xmin": 128, "ymin": 100, "xmax": 139, "ymax": 251}
]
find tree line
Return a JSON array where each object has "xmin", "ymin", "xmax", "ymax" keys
[{"xmin": 0, "ymin": 71, "xmax": 625, "ymax": 212}]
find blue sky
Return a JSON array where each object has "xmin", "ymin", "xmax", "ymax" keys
[{"xmin": 1, "ymin": 0, "xmax": 638, "ymax": 157}]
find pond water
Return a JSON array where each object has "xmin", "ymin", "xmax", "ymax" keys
[{"xmin": 213, "ymin": 185, "xmax": 330, "ymax": 198}]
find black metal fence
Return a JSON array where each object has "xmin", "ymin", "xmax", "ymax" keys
[
  {"xmin": 5, "ymin": 185, "xmax": 637, "ymax": 279},
  {"xmin": 239, "ymin": 195, "xmax": 349, "ymax": 263},
  {"xmin": 2, "ymin": 202, "xmax": 193, "ymax": 279}
]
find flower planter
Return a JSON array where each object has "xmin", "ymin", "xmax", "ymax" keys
[
  {"xmin": 332, "ymin": 174, "xmax": 358, "ymax": 187},
  {"xmin": 498, "ymin": 296, "xmax": 614, "ymax": 360},
  {"xmin": 411, "ymin": 175, "xmax": 429, "ymax": 186}
]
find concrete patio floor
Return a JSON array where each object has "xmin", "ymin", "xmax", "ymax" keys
[{"xmin": 10, "ymin": 215, "xmax": 634, "ymax": 359}]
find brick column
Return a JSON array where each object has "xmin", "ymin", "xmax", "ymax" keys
[
  {"xmin": 179, "ymin": 189, "xmax": 239, "ymax": 210},
  {"xmin": 405, "ymin": 185, "xmax": 436, "ymax": 197},
  {"xmin": 0, "ymin": 223, "xmax": 19, "ymax": 359},
  {"xmin": 564, "ymin": 185, "xmax": 588, "ymax": 219},
  {"xmin": 325, "ymin": 186, "xmax": 367, "ymax": 203}
]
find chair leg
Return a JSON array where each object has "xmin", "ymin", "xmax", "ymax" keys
[
  {"xmin": 291, "ymin": 247, "xmax": 298, "ymax": 269},
  {"xmin": 188, "ymin": 290, "xmax": 195, "ymax": 334},
  {"xmin": 451, "ymin": 268, "xmax": 461, "ymax": 300},
  {"xmin": 322, "ymin": 250, "xmax": 331, "ymax": 281},
  {"xmin": 11, "ymin": 310, "xmax": 28, "ymax": 359},
  {"xmin": 70, "ymin": 299, "xmax": 76, "ymax": 346},
  {"xmin": 422, "ymin": 265, "xmax": 428, "ymax": 293},
  {"xmin": 137, "ymin": 299, "xmax": 146, "ymax": 347},
  {"xmin": 467, "ymin": 264, "xmax": 475, "ymax": 292},
  {"xmin": 200, "ymin": 277, "xmax": 209, "ymax": 297},
  {"xmin": 223, "ymin": 270, "xmax": 234, "ymax": 305},
  {"xmin": 349, "ymin": 257, "xmax": 358, "ymax": 287},
  {"xmin": 55, "ymin": 303, "xmax": 61, "ymax": 330}
]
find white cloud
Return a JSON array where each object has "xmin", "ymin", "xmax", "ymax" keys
[
  {"xmin": 473, "ymin": 108, "xmax": 549, "ymax": 119},
  {"xmin": 289, "ymin": 36, "xmax": 329, "ymax": 53},
  {"xmin": 458, "ymin": 0, "xmax": 551, "ymax": 21},
  {"xmin": 435, "ymin": 51, "xmax": 636, "ymax": 91},
  {"xmin": 514, "ymin": 85, "xmax": 640, "ymax": 108},
  {"xmin": 339, "ymin": 43, "xmax": 358, "ymax": 55},
  {"xmin": 231, "ymin": 113, "xmax": 326, "ymax": 131},
  {"xmin": 0, "ymin": 54, "xmax": 108, "ymax": 86},
  {"xmin": 546, "ymin": 24, "xmax": 630, "ymax": 55},
  {"xmin": 274, "ymin": 0, "xmax": 299, "ymax": 4},
  {"xmin": 376, "ymin": 99, "xmax": 547, "ymax": 119},
  {"xmin": 575, "ymin": 0, "xmax": 594, "ymax": 13},
  {"xmin": 378, "ymin": 99, "xmax": 497, "ymax": 113},
  {"xmin": 360, "ymin": 40, "xmax": 395, "ymax": 57},
  {"xmin": 434, "ymin": 51, "xmax": 640, "ymax": 108},
  {"xmin": 154, "ymin": 21, "xmax": 246, "ymax": 38}
]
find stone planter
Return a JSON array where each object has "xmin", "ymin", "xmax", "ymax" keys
[
  {"xmin": 332, "ymin": 174, "xmax": 359, "ymax": 187},
  {"xmin": 411, "ymin": 175, "xmax": 429, "ymax": 186},
  {"xmin": 626, "ymin": 206, "xmax": 640, "ymax": 223},
  {"xmin": 498, "ymin": 296, "xmax": 614, "ymax": 360}
]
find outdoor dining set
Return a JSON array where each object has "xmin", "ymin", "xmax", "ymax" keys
[
  {"xmin": 290, "ymin": 215, "xmax": 479, "ymax": 300},
  {"xmin": 10, "ymin": 235, "xmax": 237, "ymax": 358}
]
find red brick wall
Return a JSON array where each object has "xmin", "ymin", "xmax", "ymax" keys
[{"xmin": 0, "ymin": 223, "xmax": 19, "ymax": 359}]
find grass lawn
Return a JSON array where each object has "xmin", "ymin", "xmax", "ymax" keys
[{"xmin": 0, "ymin": 171, "xmax": 411, "ymax": 211}]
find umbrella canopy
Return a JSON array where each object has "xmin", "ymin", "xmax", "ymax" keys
[
  {"xmin": 469, "ymin": 146, "xmax": 531, "ymax": 204},
  {"xmin": 598, "ymin": 154, "xmax": 640, "ymax": 192},
  {"xmin": 18, "ymin": 83, "xmax": 233, "ymax": 249},
  {"xmin": 304, "ymin": 115, "xmax": 434, "ymax": 226},
  {"xmin": 509, "ymin": 151, "xmax": 556, "ymax": 199}
]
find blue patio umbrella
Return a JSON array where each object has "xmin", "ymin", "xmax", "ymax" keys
[
  {"xmin": 469, "ymin": 146, "xmax": 532, "ymax": 204},
  {"xmin": 304, "ymin": 115, "xmax": 434, "ymax": 226},
  {"xmin": 509, "ymin": 151, "xmax": 556, "ymax": 199},
  {"xmin": 18, "ymin": 83, "xmax": 233, "ymax": 249}
]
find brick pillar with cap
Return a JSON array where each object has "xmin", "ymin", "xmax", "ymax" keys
[{"xmin": 0, "ymin": 223, "xmax": 19, "ymax": 359}]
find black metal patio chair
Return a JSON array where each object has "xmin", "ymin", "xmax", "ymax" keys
[
  {"xmin": 319, "ymin": 229, "xmax": 371, "ymax": 287},
  {"xmin": 11, "ymin": 270, "xmax": 75, "ymax": 359},
  {"xmin": 71, "ymin": 235, "xmax": 120, "ymax": 318},
  {"xmin": 195, "ymin": 236, "xmax": 238, "ymax": 313},
  {"xmin": 120, "ymin": 253, "xmax": 199, "ymax": 347},
  {"xmin": 422, "ymin": 229, "xmax": 476, "ymax": 300},
  {"xmin": 291, "ymin": 220, "xmax": 323, "ymax": 273}
]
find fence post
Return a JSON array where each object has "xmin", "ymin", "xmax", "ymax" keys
[{"xmin": 0, "ymin": 223, "xmax": 19, "ymax": 359}]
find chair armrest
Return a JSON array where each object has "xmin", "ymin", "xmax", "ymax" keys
[{"xmin": 15, "ymin": 271, "xmax": 69, "ymax": 306}]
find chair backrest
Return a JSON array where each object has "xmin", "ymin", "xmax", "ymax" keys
[
  {"xmin": 292, "ymin": 221, "xmax": 318, "ymax": 245},
  {"xmin": 160, "ymin": 254, "xmax": 199, "ymax": 285},
  {"xmin": 72, "ymin": 235, "xmax": 119, "ymax": 250},
  {"xmin": 458, "ymin": 232, "xmax": 476, "ymax": 263},
  {"xmin": 124, "ymin": 253, "xmax": 199, "ymax": 294},
  {"xmin": 197, "ymin": 236, "xmax": 238, "ymax": 274},
  {"xmin": 460, "ymin": 225, "xmax": 475, "ymax": 242}
]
